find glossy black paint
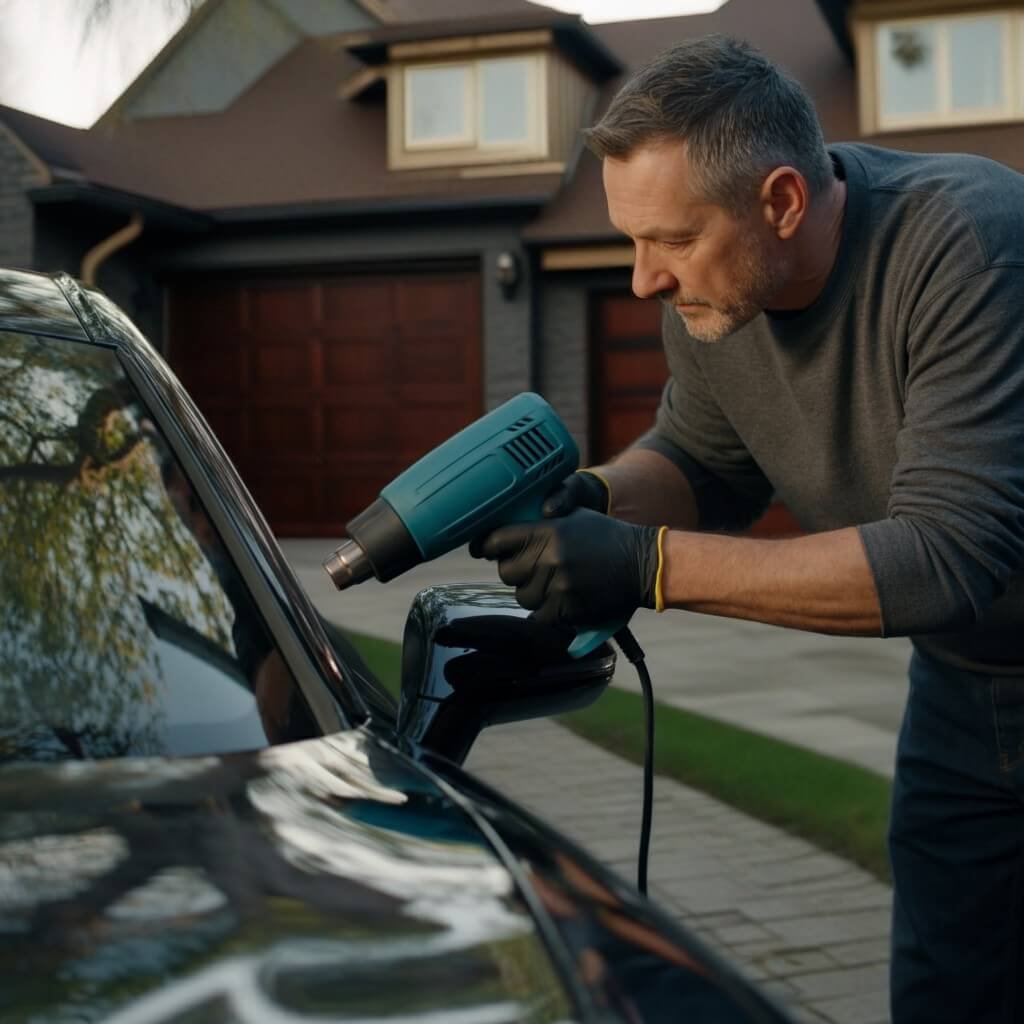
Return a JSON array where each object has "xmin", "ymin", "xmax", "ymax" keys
[
  {"xmin": 0, "ymin": 730, "xmax": 574, "ymax": 1022},
  {"xmin": 0, "ymin": 268, "xmax": 797, "ymax": 1023},
  {"xmin": 399, "ymin": 582, "xmax": 616, "ymax": 764}
]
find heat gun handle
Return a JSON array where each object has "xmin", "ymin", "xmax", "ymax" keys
[
  {"xmin": 567, "ymin": 623, "xmax": 623, "ymax": 658},
  {"xmin": 499, "ymin": 494, "xmax": 623, "ymax": 660}
]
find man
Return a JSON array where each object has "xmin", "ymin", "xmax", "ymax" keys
[{"xmin": 472, "ymin": 35, "xmax": 1024, "ymax": 1024}]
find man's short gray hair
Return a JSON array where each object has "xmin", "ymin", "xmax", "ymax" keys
[{"xmin": 584, "ymin": 35, "xmax": 835, "ymax": 213}]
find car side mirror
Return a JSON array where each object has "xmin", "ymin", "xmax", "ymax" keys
[{"xmin": 397, "ymin": 583, "xmax": 615, "ymax": 764}]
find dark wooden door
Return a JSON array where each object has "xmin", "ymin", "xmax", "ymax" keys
[
  {"xmin": 589, "ymin": 291, "xmax": 668, "ymax": 463},
  {"xmin": 589, "ymin": 290, "xmax": 801, "ymax": 536},
  {"xmin": 168, "ymin": 271, "xmax": 482, "ymax": 536}
]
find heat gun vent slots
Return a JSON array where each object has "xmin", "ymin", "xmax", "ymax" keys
[
  {"xmin": 503, "ymin": 426, "xmax": 555, "ymax": 470},
  {"xmin": 507, "ymin": 416, "xmax": 534, "ymax": 432}
]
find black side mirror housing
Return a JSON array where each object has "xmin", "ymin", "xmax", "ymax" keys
[{"xmin": 397, "ymin": 583, "xmax": 615, "ymax": 764}]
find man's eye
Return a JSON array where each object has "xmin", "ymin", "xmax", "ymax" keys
[{"xmin": 660, "ymin": 239, "xmax": 689, "ymax": 251}]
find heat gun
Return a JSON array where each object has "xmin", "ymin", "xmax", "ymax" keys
[{"xmin": 322, "ymin": 392, "xmax": 620, "ymax": 657}]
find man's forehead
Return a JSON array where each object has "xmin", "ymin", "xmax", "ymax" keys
[{"xmin": 603, "ymin": 142, "xmax": 707, "ymax": 234}]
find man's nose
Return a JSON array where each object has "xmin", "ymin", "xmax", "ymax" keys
[{"xmin": 631, "ymin": 244, "xmax": 676, "ymax": 300}]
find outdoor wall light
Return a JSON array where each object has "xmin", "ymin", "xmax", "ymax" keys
[{"xmin": 496, "ymin": 251, "xmax": 520, "ymax": 299}]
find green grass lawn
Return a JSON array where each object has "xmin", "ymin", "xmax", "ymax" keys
[{"xmin": 342, "ymin": 628, "xmax": 892, "ymax": 882}]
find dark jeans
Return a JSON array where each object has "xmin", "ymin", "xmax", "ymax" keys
[{"xmin": 890, "ymin": 647, "xmax": 1024, "ymax": 1023}]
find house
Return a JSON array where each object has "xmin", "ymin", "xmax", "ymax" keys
[{"xmin": 2, "ymin": 0, "xmax": 1021, "ymax": 535}]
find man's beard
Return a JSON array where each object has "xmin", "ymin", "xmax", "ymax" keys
[{"xmin": 661, "ymin": 242, "xmax": 788, "ymax": 343}]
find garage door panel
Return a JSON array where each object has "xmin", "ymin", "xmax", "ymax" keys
[
  {"xmin": 247, "ymin": 283, "xmax": 318, "ymax": 332},
  {"xmin": 251, "ymin": 343, "xmax": 315, "ymax": 390},
  {"xmin": 169, "ymin": 269, "xmax": 481, "ymax": 536},
  {"xmin": 602, "ymin": 348, "xmax": 669, "ymax": 393},
  {"xmin": 318, "ymin": 470, "xmax": 391, "ymax": 529},
  {"xmin": 250, "ymin": 406, "xmax": 317, "ymax": 450},
  {"xmin": 198, "ymin": 404, "xmax": 248, "ymax": 459},
  {"xmin": 600, "ymin": 296, "xmax": 662, "ymax": 338},
  {"xmin": 322, "ymin": 281, "xmax": 394, "ymax": 335},
  {"xmin": 396, "ymin": 278, "xmax": 478, "ymax": 326},
  {"xmin": 395, "ymin": 407, "xmax": 472, "ymax": 462},
  {"xmin": 178, "ymin": 347, "xmax": 244, "ymax": 396},
  {"xmin": 324, "ymin": 407, "xmax": 394, "ymax": 453},
  {"xmin": 322, "ymin": 339, "xmax": 391, "ymax": 384}
]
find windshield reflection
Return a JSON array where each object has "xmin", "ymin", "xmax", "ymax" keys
[{"xmin": 0, "ymin": 331, "xmax": 312, "ymax": 762}]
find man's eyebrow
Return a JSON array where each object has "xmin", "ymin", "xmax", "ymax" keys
[{"xmin": 607, "ymin": 209, "xmax": 701, "ymax": 240}]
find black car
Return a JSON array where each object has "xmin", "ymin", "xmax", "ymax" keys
[{"xmin": 0, "ymin": 268, "xmax": 793, "ymax": 1023}]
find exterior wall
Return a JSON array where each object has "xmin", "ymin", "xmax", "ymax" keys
[
  {"xmin": 0, "ymin": 127, "xmax": 46, "ymax": 270},
  {"xmin": 548, "ymin": 50, "xmax": 596, "ymax": 168},
  {"xmin": 155, "ymin": 218, "xmax": 534, "ymax": 410},
  {"xmin": 537, "ymin": 268, "xmax": 633, "ymax": 465}
]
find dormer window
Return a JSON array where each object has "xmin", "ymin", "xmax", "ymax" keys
[
  {"xmin": 393, "ymin": 52, "xmax": 548, "ymax": 168},
  {"xmin": 405, "ymin": 55, "xmax": 543, "ymax": 153},
  {"xmin": 856, "ymin": 8, "xmax": 1024, "ymax": 132},
  {"xmin": 341, "ymin": 17, "xmax": 620, "ymax": 176}
]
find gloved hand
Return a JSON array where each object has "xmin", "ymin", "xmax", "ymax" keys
[
  {"xmin": 541, "ymin": 469, "xmax": 611, "ymax": 517},
  {"xmin": 470, "ymin": 509, "xmax": 664, "ymax": 628}
]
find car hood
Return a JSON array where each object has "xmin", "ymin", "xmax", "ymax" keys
[{"xmin": 0, "ymin": 729, "xmax": 574, "ymax": 1023}]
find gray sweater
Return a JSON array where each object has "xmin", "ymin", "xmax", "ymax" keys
[{"xmin": 640, "ymin": 143, "xmax": 1024, "ymax": 674}]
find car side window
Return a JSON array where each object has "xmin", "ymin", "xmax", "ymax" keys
[{"xmin": 0, "ymin": 331, "xmax": 318, "ymax": 762}]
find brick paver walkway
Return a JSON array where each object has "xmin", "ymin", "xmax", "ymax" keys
[{"xmin": 467, "ymin": 719, "xmax": 892, "ymax": 1024}]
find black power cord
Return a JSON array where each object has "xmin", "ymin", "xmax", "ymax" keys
[{"xmin": 613, "ymin": 627, "xmax": 654, "ymax": 896}]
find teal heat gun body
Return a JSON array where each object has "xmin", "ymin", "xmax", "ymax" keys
[{"xmin": 323, "ymin": 392, "xmax": 619, "ymax": 657}]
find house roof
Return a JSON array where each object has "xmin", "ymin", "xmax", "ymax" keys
[
  {"xmin": 1, "ymin": 36, "xmax": 563, "ymax": 218},
  {"xmin": 342, "ymin": 10, "xmax": 621, "ymax": 81},
  {"xmin": 2, "ymin": 0, "xmax": 1022, "ymax": 242}
]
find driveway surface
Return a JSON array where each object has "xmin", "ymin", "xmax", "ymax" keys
[{"xmin": 282, "ymin": 539, "xmax": 904, "ymax": 1024}]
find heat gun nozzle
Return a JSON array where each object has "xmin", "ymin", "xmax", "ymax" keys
[{"xmin": 323, "ymin": 539, "xmax": 374, "ymax": 590}]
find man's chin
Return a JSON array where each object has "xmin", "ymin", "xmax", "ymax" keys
[{"xmin": 679, "ymin": 303, "xmax": 765, "ymax": 343}]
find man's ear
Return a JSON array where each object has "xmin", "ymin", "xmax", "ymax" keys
[{"xmin": 760, "ymin": 167, "xmax": 807, "ymax": 240}]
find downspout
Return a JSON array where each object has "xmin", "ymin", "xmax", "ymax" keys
[{"xmin": 81, "ymin": 210, "xmax": 144, "ymax": 285}]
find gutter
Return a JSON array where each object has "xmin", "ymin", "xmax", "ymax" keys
[{"xmin": 81, "ymin": 210, "xmax": 144, "ymax": 286}]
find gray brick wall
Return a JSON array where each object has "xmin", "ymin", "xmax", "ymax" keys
[
  {"xmin": 0, "ymin": 126, "xmax": 45, "ymax": 269},
  {"xmin": 538, "ymin": 278, "xmax": 589, "ymax": 460}
]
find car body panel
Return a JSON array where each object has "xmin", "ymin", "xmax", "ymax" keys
[{"xmin": 0, "ymin": 729, "xmax": 576, "ymax": 1023}]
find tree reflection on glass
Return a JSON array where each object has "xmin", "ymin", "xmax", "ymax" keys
[{"xmin": 0, "ymin": 331, "xmax": 236, "ymax": 761}]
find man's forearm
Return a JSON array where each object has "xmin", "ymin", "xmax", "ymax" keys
[
  {"xmin": 660, "ymin": 526, "xmax": 883, "ymax": 635},
  {"xmin": 592, "ymin": 448, "xmax": 699, "ymax": 529}
]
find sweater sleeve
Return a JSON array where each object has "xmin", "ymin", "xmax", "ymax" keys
[
  {"xmin": 858, "ymin": 263, "xmax": 1024, "ymax": 636},
  {"xmin": 632, "ymin": 307, "xmax": 774, "ymax": 531}
]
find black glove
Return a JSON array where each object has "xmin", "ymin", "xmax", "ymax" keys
[
  {"xmin": 541, "ymin": 469, "xmax": 610, "ymax": 518},
  {"xmin": 470, "ymin": 509, "xmax": 661, "ymax": 628}
]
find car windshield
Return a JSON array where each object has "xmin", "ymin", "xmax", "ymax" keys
[{"xmin": 0, "ymin": 331, "xmax": 318, "ymax": 763}]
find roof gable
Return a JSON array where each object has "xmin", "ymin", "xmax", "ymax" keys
[{"xmin": 97, "ymin": 0, "xmax": 380, "ymax": 125}]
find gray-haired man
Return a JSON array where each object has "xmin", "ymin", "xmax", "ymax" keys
[{"xmin": 473, "ymin": 34, "xmax": 1024, "ymax": 1024}]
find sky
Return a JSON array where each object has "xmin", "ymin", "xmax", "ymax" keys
[{"xmin": 0, "ymin": 0, "xmax": 726, "ymax": 128}]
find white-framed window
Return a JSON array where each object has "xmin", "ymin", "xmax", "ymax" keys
[
  {"xmin": 403, "ymin": 54, "xmax": 545, "ymax": 154},
  {"xmin": 875, "ymin": 10, "xmax": 1021, "ymax": 130}
]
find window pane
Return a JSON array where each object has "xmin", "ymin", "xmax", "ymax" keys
[
  {"xmin": 878, "ymin": 22, "xmax": 939, "ymax": 118},
  {"xmin": 0, "ymin": 332, "xmax": 315, "ymax": 762},
  {"xmin": 480, "ymin": 58, "xmax": 530, "ymax": 146},
  {"xmin": 407, "ymin": 65, "xmax": 469, "ymax": 143},
  {"xmin": 950, "ymin": 17, "xmax": 1005, "ymax": 110}
]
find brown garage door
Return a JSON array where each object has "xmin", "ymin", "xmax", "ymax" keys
[
  {"xmin": 168, "ymin": 271, "xmax": 482, "ymax": 536},
  {"xmin": 590, "ymin": 290, "xmax": 800, "ymax": 537}
]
